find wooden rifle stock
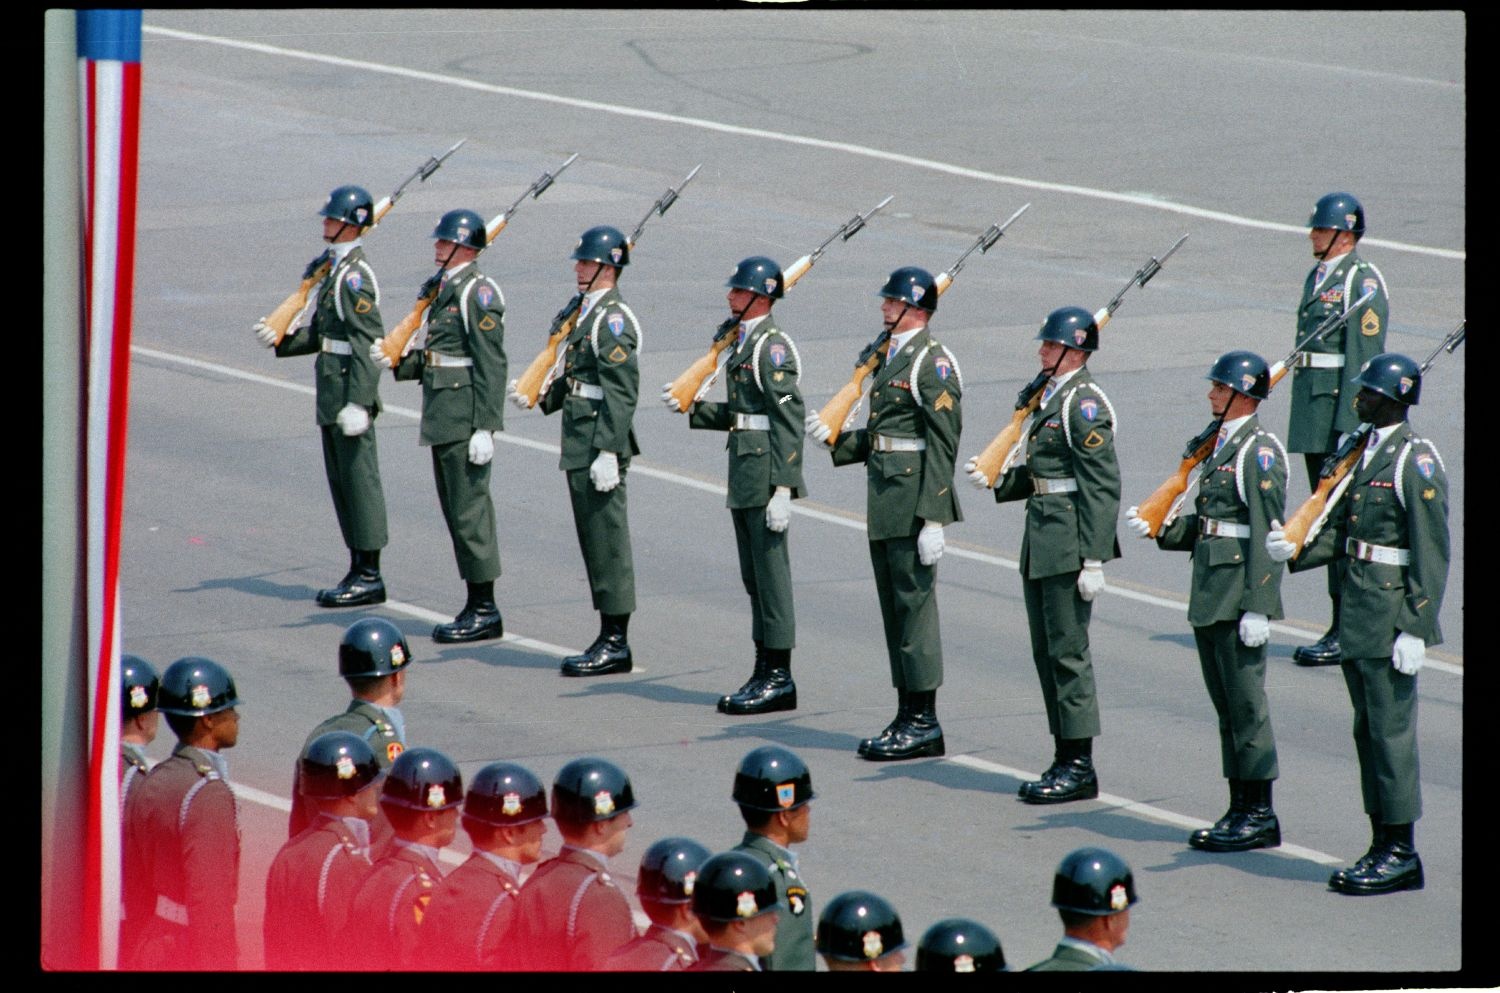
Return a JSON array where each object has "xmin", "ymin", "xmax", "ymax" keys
[
  {"xmin": 1282, "ymin": 442, "xmax": 1363, "ymax": 557},
  {"xmin": 512, "ymin": 296, "xmax": 583, "ymax": 409},
  {"xmin": 262, "ymin": 259, "xmax": 332, "ymax": 346},
  {"xmin": 1135, "ymin": 420, "xmax": 1219, "ymax": 537}
]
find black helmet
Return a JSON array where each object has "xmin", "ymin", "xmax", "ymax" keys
[
  {"xmin": 691, "ymin": 851, "xmax": 779, "ymax": 923},
  {"xmin": 816, "ymin": 890, "xmax": 907, "ymax": 962},
  {"xmin": 726, "ymin": 256, "xmax": 785, "ymax": 299},
  {"xmin": 338, "ymin": 617, "xmax": 413, "ymax": 679},
  {"xmin": 732, "ymin": 745, "xmax": 815, "ymax": 812},
  {"xmin": 156, "ymin": 657, "xmax": 242, "ymax": 716},
  {"xmin": 572, "ymin": 225, "xmax": 630, "ymax": 268},
  {"xmin": 1206, "ymin": 350, "xmax": 1271, "ymax": 401},
  {"xmin": 878, "ymin": 266, "xmax": 938, "ymax": 313},
  {"xmin": 637, "ymin": 837, "xmax": 713, "ymax": 905},
  {"xmin": 463, "ymin": 762, "xmax": 548, "ymax": 827},
  {"xmin": 1051, "ymin": 847, "xmax": 1138, "ymax": 916},
  {"xmin": 121, "ymin": 655, "xmax": 159, "ymax": 720},
  {"xmin": 300, "ymin": 731, "xmax": 383, "ymax": 799},
  {"xmin": 433, "ymin": 208, "xmax": 487, "ymax": 250},
  {"xmin": 320, "ymin": 184, "xmax": 375, "ymax": 228},
  {"xmin": 1308, "ymin": 191, "xmax": 1366, "ymax": 238},
  {"xmin": 380, "ymin": 747, "xmax": 464, "ymax": 812},
  {"xmin": 916, "ymin": 918, "xmax": 1007, "ymax": 973},
  {"xmin": 1036, "ymin": 306, "xmax": 1099, "ymax": 352},
  {"xmin": 1352, "ymin": 352, "xmax": 1422, "ymax": 405},
  {"xmin": 551, "ymin": 757, "xmax": 637, "ymax": 826}
]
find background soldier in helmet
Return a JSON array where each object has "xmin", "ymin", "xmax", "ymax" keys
[
  {"xmin": 1287, "ymin": 192, "xmax": 1389, "ymax": 667},
  {"xmin": 815, "ymin": 890, "xmax": 907, "ymax": 972},
  {"xmin": 117, "ymin": 655, "xmax": 160, "ymax": 966},
  {"xmin": 121, "ymin": 657, "xmax": 243, "ymax": 970},
  {"xmin": 686, "ymin": 851, "xmax": 781, "ymax": 972},
  {"xmin": 916, "ymin": 917, "xmax": 1008, "ymax": 973},
  {"xmin": 507, "ymin": 757, "xmax": 639, "ymax": 970},
  {"xmin": 256, "ymin": 185, "xmax": 392, "ymax": 609},
  {"xmin": 1028, "ymin": 846, "xmax": 1138, "ymax": 971},
  {"xmin": 604, "ymin": 836, "xmax": 713, "ymax": 970},
  {"xmin": 340, "ymin": 747, "xmax": 464, "ymax": 969},
  {"xmin": 730, "ymin": 744, "xmax": 816, "ymax": 970},
  {"xmin": 1269, "ymin": 353, "xmax": 1448, "ymax": 895},
  {"xmin": 1126, "ymin": 352, "xmax": 1287, "ymax": 853},
  {"xmin": 288, "ymin": 617, "xmax": 413, "ymax": 855},
  {"xmin": 666, "ymin": 256, "xmax": 806, "ymax": 714},
  {"xmin": 810, "ymin": 266, "xmax": 963, "ymax": 761},
  {"xmin": 525, "ymin": 226, "xmax": 643, "ymax": 676},
  {"xmin": 263, "ymin": 731, "xmax": 383, "ymax": 970},
  {"xmin": 371, "ymin": 209, "xmax": 508, "ymax": 643},
  {"xmin": 420, "ymin": 761, "xmax": 550, "ymax": 969},
  {"xmin": 988, "ymin": 307, "xmax": 1121, "ymax": 804}
]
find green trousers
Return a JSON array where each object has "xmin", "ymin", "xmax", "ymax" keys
[
  {"xmin": 1022, "ymin": 570, "xmax": 1100, "ymax": 738},
  {"xmin": 431, "ymin": 441, "xmax": 500, "ymax": 583},
  {"xmin": 320, "ymin": 424, "xmax": 389, "ymax": 551},
  {"xmin": 566, "ymin": 465, "xmax": 636, "ymax": 615},
  {"xmin": 1341, "ymin": 657, "xmax": 1422, "ymax": 824},
  {"xmin": 868, "ymin": 535, "xmax": 943, "ymax": 692},
  {"xmin": 731, "ymin": 506, "xmax": 795, "ymax": 650},
  {"xmin": 1193, "ymin": 620, "xmax": 1279, "ymax": 780}
]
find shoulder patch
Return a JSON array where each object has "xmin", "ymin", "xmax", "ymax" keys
[
  {"xmin": 606, "ymin": 311, "xmax": 626, "ymax": 337},
  {"xmin": 1361, "ymin": 308, "xmax": 1381, "ymax": 336},
  {"xmin": 608, "ymin": 344, "xmax": 629, "ymax": 364},
  {"xmin": 1083, "ymin": 429, "xmax": 1106, "ymax": 449},
  {"xmin": 933, "ymin": 390, "xmax": 955, "ymax": 412},
  {"xmin": 387, "ymin": 741, "xmax": 405, "ymax": 763},
  {"xmin": 478, "ymin": 314, "xmax": 498, "ymax": 332}
]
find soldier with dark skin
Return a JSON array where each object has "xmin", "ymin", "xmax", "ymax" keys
[
  {"xmin": 916, "ymin": 918, "xmax": 1008, "ymax": 973},
  {"xmin": 121, "ymin": 658, "xmax": 243, "ymax": 970},
  {"xmin": 263, "ymin": 731, "xmax": 383, "ymax": 970},
  {"xmin": 257, "ymin": 185, "xmax": 392, "ymax": 608},
  {"xmin": 1126, "ymin": 352, "xmax": 1287, "ymax": 852},
  {"xmin": 816, "ymin": 891, "xmax": 908, "ymax": 972},
  {"xmin": 1286, "ymin": 192, "xmax": 1389, "ymax": 667},
  {"xmin": 604, "ymin": 837, "xmax": 713, "ymax": 971},
  {"xmin": 686, "ymin": 851, "xmax": 781, "ymax": 972},
  {"xmin": 1269, "ymin": 353, "xmax": 1448, "ymax": 895},
  {"xmin": 730, "ymin": 745, "xmax": 815, "ymax": 971},
  {"xmin": 1028, "ymin": 847, "xmax": 1138, "ymax": 972},
  {"xmin": 420, "ymin": 762, "xmax": 550, "ymax": 969}
]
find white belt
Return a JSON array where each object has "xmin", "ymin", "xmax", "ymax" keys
[
  {"xmin": 731, "ymin": 413, "xmax": 770, "ymax": 431},
  {"xmin": 319, "ymin": 338, "xmax": 352, "ymax": 356},
  {"xmin": 155, "ymin": 894, "xmax": 189, "ymax": 926},
  {"xmin": 1199, "ymin": 517, "xmax": 1250, "ymax": 538},
  {"xmin": 568, "ymin": 379, "xmax": 604, "ymax": 399},
  {"xmin": 871, "ymin": 434, "xmax": 926, "ymax": 453},
  {"xmin": 425, "ymin": 350, "xmax": 473, "ymax": 368},
  {"xmin": 1032, "ymin": 476, "xmax": 1078, "ymax": 495},
  {"xmin": 1292, "ymin": 352, "xmax": 1345, "ymax": 369},
  {"xmin": 1347, "ymin": 538, "xmax": 1409, "ymax": 566}
]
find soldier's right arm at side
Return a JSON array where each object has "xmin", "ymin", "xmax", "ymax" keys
[
  {"xmin": 338, "ymin": 258, "xmax": 385, "ymax": 409},
  {"xmin": 1396, "ymin": 441, "xmax": 1449, "ymax": 645},
  {"xmin": 181, "ymin": 778, "xmax": 241, "ymax": 968}
]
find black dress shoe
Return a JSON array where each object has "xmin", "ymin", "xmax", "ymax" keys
[
  {"xmin": 1191, "ymin": 807, "xmax": 1281, "ymax": 852},
  {"xmin": 722, "ymin": 668, "xmax": 796, "ymax": 715},
  {"xmin": 1017, "ymin": 760, "xmax": 1065, "ymax": 799},
  {"xmin": 1189, "ymin": 780, "xmax": 1246, "ymax": 849},
  {"xmin": 857, "ymin": 692, "xmax": 911, "ymax": 756},
  {"xmin": 316, "ymin": 550, "xmax": 386, "ymax": 608},
  {"xmin": 1018, "ymin": 756, "xmax": 1098, "ymax": 804},
  {"xmin": 861, "ymin": 691, "xmax": 944, "ymax": 761},
  {"xmin": 1293, "ymin": 630, "xmax": 1343, "ymax": 666},
  {"xmin": 560, "ymin": 634, "xmax": 632, "ymax": 677},
  {"xmin": 563, "ymin": 632, "xmax": 608, "ymax": 669},
  {"xmin": 1330, "ymin": 842, "xmax": 1424, "ymax": 895},
  {"xmin": 719, "ymin": 643, "xmax": 769, "ymax": 713},
  {"xmin": 432, "ymin": 604, "xmax": 504, "ymax": 643}
]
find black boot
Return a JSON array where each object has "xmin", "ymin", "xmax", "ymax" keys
[
  {"xmin": 1016, "ymin": 737, "xmax": 1069, "ymax": 798},
  {"xmin": 857, "ymin": 690, "xmax": 911, "ymax": 757},
  {"xmin": 1192, "ymin": 779, "xmax": 1280, "ymax": 852},
  {"xmin": 1332, "ymin": 823, "xmax": 1423, "ymax": 895},
  {"xmin": 1294, "ymin": 596, "xmax": 1343, "ymax": 666},
  {"xmin": 1019, "ymin": 737, "xmax": 1098, "ymax": 804},
  {"xmin": 316, "ymin": 549, "xmax": 387, "ymax": 608},
  {"xmin": 862, "ymin": 689, "xmax": 945, "ymax": 761},
  {"xmin": 565, "ymin": 616, "xmax": 610, "ymax": 670},
  {"xmin": 1330, "ymin": 818, "xmax": 1385, "ymax": 889},
  {"xmin": 1189, "ymin": 779, "xmax": 1246, "ymax": 849},
  {"xmin": 432, "ymin": 580, "xmax": 504, "ymax": 643},
  {"xmin": 723, "ymin": 648, "xmax": 797, "ymax": 715},
  {"xmin": 718, "ymin": 641, "xmax": 769, "ymax": 713},
  {"xmin": 561, "ymin": 613, "xmax": 632, "ymax": 676}
]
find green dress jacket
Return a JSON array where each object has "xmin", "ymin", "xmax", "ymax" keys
[
  {"xmin": 394, "ymin": 262, "xmax": 507, "ymax": 445},
  {"xmin": 275, "ymin": 243, "xmax": 385, "ymax": 424},
  {"xmin": 1287, "ymin": 250, "xmax": 1389, "ymax": 453},
  {"xmin": 540, "ymin": 286, "xmax": 642, "ymax": 468}
]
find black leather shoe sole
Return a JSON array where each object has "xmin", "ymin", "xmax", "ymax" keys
[
  {"xmin": 1293, "ymin": 637, "xmax": 1342, "ymax": 666},
  {"xmin": 860, "ymin": 735, "xmax": 945, "ymax": 761},
  {"xmin": 1330, "ymin": 859, "xmax": 1424, "ymax": 895},
  {"xmin": 315, "ymin": 583, "xmax": 386, "ymax": 608},
  {"xmin": 560, "ymin": 656, "xmax": 633, "ymax": 677},
  {"xmin": 432, "ymin": 617, "xmax": 504, "ymax": 643},
  {"xmin": 722, "ymin": 685, "xmax": 797, "ymax": 715},
  {"xmin": 1188, "ymin": 824, "xmax": 1281, "ymax": 852},
  {"xmin": 1018, "ymin": 778, "xmax": 1099, "ymax": 805}
]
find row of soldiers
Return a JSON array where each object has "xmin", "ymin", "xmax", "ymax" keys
[
  {"xmin": 118, "ymin": 648, "xmax": 1136, "ymax": 971},
  {"xmin": 246, "ymin": 181, "xmax": 1449, "ymax": 902}
]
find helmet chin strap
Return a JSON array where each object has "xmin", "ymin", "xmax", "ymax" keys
[
  {"xmin": 1211, "ymin": 389, "xmax": 1233, "ymax": 420},
  {"xmin": 325, "ymin": 219, "xmax": 352, "ymax": 244},
  {"xmin": 578, "ymin": 260, "xmax": 606, "ymax": 297},
  {"xmin": 883, "ymin": 300, "xmax": 912, "ymax": 333}
]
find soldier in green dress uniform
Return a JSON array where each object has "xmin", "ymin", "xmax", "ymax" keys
[
  {"xmin": 1287, "ymin": 192, "xmax": 1389, "ymax": 667},
  {"xmin": 257, "ymin": 185, "xmax": 392, "ymax": 608},
  {"xmin": 808, "ymin": 266, "xmax": 962, "ymax": 761},
  {"xmin": 1027, "ymin": 847, "xmax": 1137, "ymax": 972},
  {"xmin": 730, "ymin": 745, "xmax": 815, "ymax": 970},
  {"xmin": 1127, "ymin": 351, "xmax": 1287, "ymax": 851},
  {"xmin": 1269, "ymin": 353, "xmax": 1448, "ymax": 895}
]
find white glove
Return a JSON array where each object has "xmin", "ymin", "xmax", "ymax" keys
[
  {"xmin": 506, "ymin": 379, "xmax": 531, "ymax": 410},
  {"xmin": 805, "ymin": 411, "xmax": 832, "ymax": 444},
  {"xmin": 1392, "ymin": 632, "xmax": 1426, "ymax": 675},
  {"xmin": 1239, "ymin": 611, "xmax": 1270, "ymax": 647},
  {"xmin": 368, "ymin": 339, "xmax": 394, "ymax": 370},
  {"xmin": 1265, "ymin": 519, "xmax": 1296, "ymax": 562},
  {"xmin": 336, "ymin": 403, "xmax": 370, "ymax": 437},
  {"xmin": 590, "ymin": 450, "xmax": 620, "ymax": 492},
  {"xmin": 917, "ymin": 521, "xmax": 945, "ymax": 566},
  {"xmin": 1125, "ymin": 505, "xmax": 1152, "ymax": 539},
  {"xmin": 252, "ymin": 319, "xmax": 277, "ymax": 348},
  {"xmin": 765, "ymin": 487, "xmax": 792, "ymax": 533},
  {"xmin": 1077, "ymin": 560, "xmax": 1106, "ymax": 601},
  {"xmin": 660, "ymin": 383, "xmax": 683, "ymax": 412},
  {"xmin": 963, "ymin": 456, "xmax": 992, "ymax": 490},
  {"xmin": 467, "ymin": 429, "xmax": 494, "ymax": 466}
]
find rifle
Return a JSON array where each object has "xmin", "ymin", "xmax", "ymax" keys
[
  {"xmin": 964, "ymin": 233, "xmax": 1187, "ymax": 486},
  {"xmin": 1133, "ymin": 286, "xmax": 1376, "ymax": 538},
  {"xmin": 811, "ymin": 203, "xmax": 1030, "ymax": 445},
  {"xmin": 1282, "ymin": 318, "xmax": 1465, "ymax": 557},
  {"xmin": 663, "ymin": 194, "xmax": 894, "ymax": 414},
  {"xmin": 375, "ymin": 153, "xmax": 579, "ymax": 368},
  {"xmin": 256, "ymin": 139, "xmax": 466, "ymax": 346},
  {"xmin": 510, "ymin": 163, "xmax": 701, "ymax": 409}
]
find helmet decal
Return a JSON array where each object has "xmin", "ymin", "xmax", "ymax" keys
[
  {"xmin": 502, "ymin": 792, "xmax": 522, "ymax": 816},
  {"xmin": 129, "ymin": 686, "xmax": 148, "ymax": 710},
  {"xmin": 389, "ymin": 644, "xmax": 406, "ymax": 667},
  {"xmin": 863, "ymin": 930, "xmax": 884, "ymax": 959},
  {"xmin": 736, "ymin": 891, "xmax": 759, "ymax": 917},
  {"xmin": 1109, "ymin": 883, "xmax": 1128, "ymax": 911},
  {"xmin": 336, "ymin": 755, "xmax": 356, "ymax": 780},
  {"xmin": 426, "ymin": 784, "xmax": 447, "ymax": 809},
  {"xmin": 190, "ymin": 685, "xmax": 211, "ymax": 710},
  {"xmin": 594, "ymin": 790, "xmax": 616, "ymax": 817}
]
